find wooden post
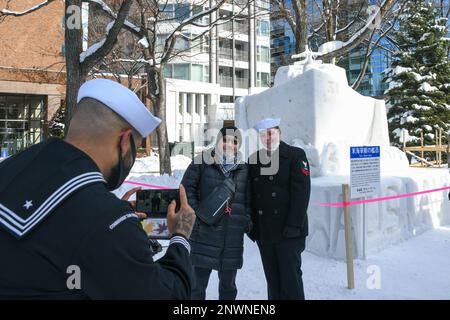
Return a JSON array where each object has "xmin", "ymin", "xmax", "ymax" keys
[
  {"xmin": 342, "ymin": 184, "xmax": 355, "ymax": 289},
  {"xmin": 421, "ymin": 132, "xmax": 424, "ymax": 167},
  {"xmin": 439, "ymin": 129, "xmax": 443, "ymax": 166},
  {"xmin": 448, "ymin": 132, "xmax": 450, "ymax": 168},
  {"xmin": 435, "ymin": 129, "xmax": 438, "ymax": 166}
]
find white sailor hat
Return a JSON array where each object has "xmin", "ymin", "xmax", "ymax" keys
[
  {"xmin": 253, "ymin": 118, "xmax": 281, "ymax": 131},
  {"xmin": 77, "ymin": 79, "xmax": 161, "ymax": 137}
]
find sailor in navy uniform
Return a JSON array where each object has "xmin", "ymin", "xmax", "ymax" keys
[
  {"xmin": 0, "ymin": 79, "xmax": 195, "ymax": 299},
  {"xmin": 248, "ymin": 118, "xmax": 311, "ymax": 300}
]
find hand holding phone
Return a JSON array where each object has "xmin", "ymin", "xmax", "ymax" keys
[
  {"xmin": 121, "ymin": 187, "xmax": 147, "ymax": 219},
  {"xmin": 167, "ymin": 184, "xmax": 195, "ymax": 239}
]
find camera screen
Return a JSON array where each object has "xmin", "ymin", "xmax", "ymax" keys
[
  {"xmin": 136, "ymin": 189, "xmax": 179, "ymax": 217},
  {"xmin": 137, "ymin": 189, "xmax": 179, "ymax": 240}
]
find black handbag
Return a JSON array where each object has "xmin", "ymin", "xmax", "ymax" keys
[{"xmin": 196, "ymin": 177, "xmax": 236, "ymax": 226}]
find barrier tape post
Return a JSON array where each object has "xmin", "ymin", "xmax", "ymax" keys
[{"xmin": 342, "ymin": 184, "xmax": 355, "ymax": 289}]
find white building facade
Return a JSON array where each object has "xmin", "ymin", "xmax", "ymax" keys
[{"xmin": 159, "ymin": 0, "xmax": 271, "ymax": 148}]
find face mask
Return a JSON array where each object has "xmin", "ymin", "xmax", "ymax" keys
[{"xmin": 106, "ymin": 135, "xmax": 136, "ymax": 191}]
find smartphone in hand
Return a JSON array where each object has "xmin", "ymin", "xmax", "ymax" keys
[{"xmin": 137, "ymin": 189, "xmax": 180, "ymax": 239}]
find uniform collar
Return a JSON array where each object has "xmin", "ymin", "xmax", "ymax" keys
[{"xmin": 0, "ymin": 138, "xmax": 106, "ymax": 239}]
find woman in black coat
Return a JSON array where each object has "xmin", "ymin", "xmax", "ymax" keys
[{"xmin": 181, "ymin": 126, "xmax": 252, "ymax": 300}]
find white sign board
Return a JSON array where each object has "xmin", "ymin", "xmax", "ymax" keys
[{"xmin": 350, "ymin": 146, "xmax": 381, "ymax": 198}]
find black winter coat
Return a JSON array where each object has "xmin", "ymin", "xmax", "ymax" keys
[
  {"xmin": 248, "ymin": 141, "xmax": 311, "ymax": 245},
  {"xmin": 181, "ymin": 151, "xmax": 251, "ymax": 271}
]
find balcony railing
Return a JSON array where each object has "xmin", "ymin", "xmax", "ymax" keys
[
  {"xmin": 218, "ymin": 21, "xmax": 249, "ymax": 34},
  {"xmin": 236, "ymin": 50, "xmax": 248, "ymax": 62},
  {"xmin": 218, "ymin": 48, "xmax": 249, "ymax": 62},
  {"xmin": 219, "ymin": 76, "xmax": 249, "ymax": 89}
]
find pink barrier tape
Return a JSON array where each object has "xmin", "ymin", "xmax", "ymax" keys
[
  {"xmin": 124, "ymin": 180, "xmax": 171, "ymax": 190},
  {"xmin": 315, "ymin": 185, "xmax": 450, "ymax": 207},
  {"xmin": 124, "ymin": 180, "xmax": 450, "ymax": 207}
]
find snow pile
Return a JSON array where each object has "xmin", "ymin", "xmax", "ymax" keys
[
  {"xmin": 318, "ymin": 41, "xmax": 344, "ymax": 55},
  {"xmin": 130, "ymin": 154, "xmax": 192, "ymax": 174},
  {"xmin": 112, "ymin": 155, "xmax": 192, "ymax": 199},
  {"xmin": 113, "ymin": 170, "xmax": 185, "ymax": 200}
]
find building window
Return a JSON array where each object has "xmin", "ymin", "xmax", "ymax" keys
[
  {"xmin": 0, "ymin": 94, "xmax": 46, "ymax": 155},
  {"xmin": 257, "ymin": 46, "xmax": 270, "ymax": 63},
  {"xmin": 174, "ymin": 64, "xmax": 189, "ymax": 80},
  {"xmin": 257, "ymin": 72, "xmax": 270, "ymax": 87},
  {"xmin": 220, "ymin": 95, "xmax": 234, "ymax": 103},
  {"xmin": 256, "ymin": 20, "xmax": 270, "ymax": 37},
  {"xmin": 159, "ymin": 3, "xmax": 190, "ymax": 23},
  {"xmin": 164, "ymin": 65, "xmax": 173, "ymax": 78},
  {"xmin": 191, "ymin": 64, "xmax": 203, "ymax": 82}
]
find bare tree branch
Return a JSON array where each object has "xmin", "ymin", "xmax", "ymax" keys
[
  {"xmin": 271, "ymin": 0, "xmax": 297, "ymax": 33},
  {"xmin": 335, "ymin": 1, "xmax": 366, "ymax": 35}
]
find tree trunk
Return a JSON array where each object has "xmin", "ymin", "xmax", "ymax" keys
[
  {"xmin": 293, "ymin": 0, "xmax": 308, "ymax": 54},
  {"xmin": 155, "ymin": 76, "xmax": 171, "ymax": 175},
  {"xmin": 146, "ymin": 66, "xmax": 172, "ymax": 175},
  {"xmin": 64, "ymin": 0, "xmax": 84, "ymax": 135},
  {"xmin": 323, "ymin": 0, "xmax": 336, "ymax": 42}
]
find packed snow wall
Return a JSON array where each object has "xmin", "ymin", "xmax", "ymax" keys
[{"xmin": 235, "ymin": 61, "xmax": 450, "ymax": 259}]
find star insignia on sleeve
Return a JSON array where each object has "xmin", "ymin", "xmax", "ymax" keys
[{"xmin": 23, "ymin": 200, "xmax": 33, "ymax": 210}]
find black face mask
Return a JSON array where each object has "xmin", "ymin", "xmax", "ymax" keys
[{"xmin": 106, "ymin": 135, "xmax": 137, "ymax": 191}]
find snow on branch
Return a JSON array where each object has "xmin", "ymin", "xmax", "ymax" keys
[
  {"xmin": 335, "ymin": 2, "xmax": 366, "ymax": 35},
  {"xmin": 84, "ymin": 0, "xmax": 141, "ymax": 35},
  {"xmin": 318, "ymin": 0, "xmax": 397, "ymax": 61},
  {"xmin": 0, "ymin": 0, "xmax": 56, "ymax": 17},
  {"xmin": 271, "ymin": 0, "xmax": 297, "ymax": 32},
  {"xmin": 80, "ymin": 39, "xmax": 106, "ymax": 63},
  {"xmin": 80, "ymin": 0, "xmax": 133, "ymax": 73}
]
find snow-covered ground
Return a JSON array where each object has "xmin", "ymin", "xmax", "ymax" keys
[{"xmin": 155, "ymin": 226, "xmax": 450, "ymax": 300}]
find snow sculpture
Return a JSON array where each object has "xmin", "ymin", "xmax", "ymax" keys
[
  {"xmin": 235, "ymin": 49, "xmax": 450, "ymax": 259},
  {"xmin": 235, "ymin": 47, "xmax": 409, "ymax": 177}
]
